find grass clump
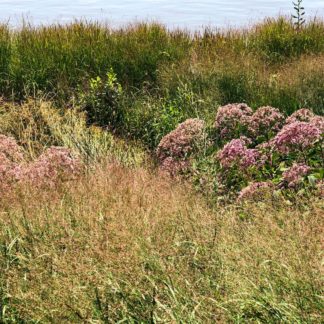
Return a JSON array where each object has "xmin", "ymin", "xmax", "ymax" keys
[{"xmin": 250, "ymin": 17, "xmax": 324, "ymax": 63}]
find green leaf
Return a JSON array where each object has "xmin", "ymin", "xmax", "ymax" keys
[{"xmin": 308, "ymin": 175, "xmax": 317, "ymax": 186}]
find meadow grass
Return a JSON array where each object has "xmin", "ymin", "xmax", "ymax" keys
[
  {"xmin": 0, "ymin": 18, "xmax": 323, "ymax": 148},
  {"xmin": 0, "ymin": 163, "xmax": 322, "ymax": 323},
  {"xmin": 0, "ymin": 16, "xmax": 323, "ymax": 323}
]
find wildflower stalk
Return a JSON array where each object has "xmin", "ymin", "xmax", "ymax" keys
[{"xmin": 292, "ymin": 0, "xmax": 306, "ymax": 32}]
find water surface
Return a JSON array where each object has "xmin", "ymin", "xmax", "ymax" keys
[{"xmin": 0, "ymin": 0, "xmax": 323, "ymax": 30}]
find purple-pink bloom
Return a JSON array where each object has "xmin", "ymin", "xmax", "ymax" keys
[
  {"xmin": 24, "ymin": 147, "xmax": 82, "ymax": 187},
  {"xmin": 238, "ymin": 182, "xmax": 273, "ymax": 201},
  {"xmin": 282, "ymin": 163, "xmax": 311, "ymax": 188},
  {"xmin": 156, "ymin": 119, "xmax": 205, "ymax": 176},
  {"xmin": 0, "ymin": 135, "xmax": 25, "ymax": 190},
  {"xmin": 285, "ymin": 108, "xmax": 315, "ymax": 124},
  {"xmin": 249, "ymin": 106, "xmax": 284, "ymax": 137},
  {"xmin": 273, "ymin": 121, "xmax": 321, "ymax": 153},
  {"xmin": 159, "ymin": 157, "xmax": 189, "ymax": 177},
  {"xmin": 310, "ymin": 116, "xmax": 324, "ymax": 134},
  {"xmin": 217, "ymin": 138, "xmax": 259, "ymax": 169},
  {"xmin": 215, "ymin": 103, "xmax": 252, "ymax": 140}
]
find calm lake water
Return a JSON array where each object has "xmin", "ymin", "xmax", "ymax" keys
[{"xmin": 0, "ymin": 0, "xmax": 323, "ymax": 30}]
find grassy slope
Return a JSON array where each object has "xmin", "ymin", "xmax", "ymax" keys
[
  {"xmin": 1, "ymin": 18, "xmax": 324, "ymax": 109},
  {"xmin": 1, "ymin": 18, "xmax": 323, "ymax": 149},
  {"xmin": 0, "ymin": 163, "xmax": 323, "ymax": 322},
  {"xmin": 0, "ymin": 17, "xmax": 323, "ymax": 323}
]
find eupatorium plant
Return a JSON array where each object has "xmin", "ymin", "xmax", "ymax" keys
[
  {"xmin": 217, "ymin": 137, "xmax": 259, "ymax": 169},
  {"xmin": 214, "ymin": 103, "xmax": 252, "ymax": 140},
  {"xmin": 157, "ymin": 118, "xmax": 205, "ymax": 175}
]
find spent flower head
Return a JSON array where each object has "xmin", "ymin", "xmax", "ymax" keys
[
  {"xmin": 0, "ymin": 135, "xmax": 25, "ymax": 190},
  {"xmin": 25, "ymin": 146, "xmax": 82, "ymax": 186},
  {"xmin": 0, "ymin": 135, "xmax": 24, "ymax": 164},
  {"xmin": 159, "ymin": 157, "xmax": 189, "ymax": 177},
  {"xmin": 157, "ymin": 118, "xmax": 205, "ymax": 162}
]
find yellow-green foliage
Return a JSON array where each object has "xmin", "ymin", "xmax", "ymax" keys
[
  {"xmin": 0, "ymin": 98, "xmax": 147, "ymax": 166},
  {"xmin": 0, "ymin": 164, "xmax": 322, "ymax": 322}
]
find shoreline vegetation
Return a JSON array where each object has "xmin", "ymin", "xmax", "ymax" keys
[{"xmin": 0, "ymin": 16, "xmax": 323, "ymax": 322}]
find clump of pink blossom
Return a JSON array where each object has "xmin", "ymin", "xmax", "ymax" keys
[
  {"xmin": 157, "ymin": 118, "xmax": 205, "ymax": 175},
  {"xmin": 159, "ymin": 157, "xmax": 189, "ymax": 177},
  {"xmin": 214, "ymin": 103, "xmax": 252, "ymax": 140},
  {"xmin": 238, "ymin": 182, "xmax": 273, "ymax": 201},
  {"xmin": 0, "ymin": 134, "xmax": 82, "ymax": 191},
  {"xmin": 25, "ymin": 147, "xmax": 82, "ymax": 186},
  {"xmin": 273, "ymin": 121, "xmax": 321, "ymax": 153},
  {"xmin": 282, "ymin": 163, "xmax": 311, "ymax": 188},
  {"xmin": 249, "ymin": 106, "xmax": 284, "ymax": 137},
  {"xmin": 310, "ymin": 116, "xmax": 324, "ymax": 133},
  {"xmin": 0, "ymin": 135, "xmax": 24, "ymax": 165},
  {"xmin": 0, "ymin": 135, "xmax": 25, "ymax": 190},
  {"xmin": 285, "ymin": 108, "xmax": 315, "ymax": 124},
  {"xmin": 217, "ymin": 138, "xmax": 259, "ymax": 169}
]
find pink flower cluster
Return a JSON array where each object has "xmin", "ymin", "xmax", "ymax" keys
[
  {"xmin": 212, "ymin": 104, "xmax": 323, "ymax": 199},
  {"xmin": 286, "ymin": 108, "xmax": 323, "ymax": 133},
  {"xmin": 238, "ymin": 182, "xmax": 273, "ymax": 201},
  {"xmin": 215, "ymin": 103, "xmax": 252, "ymax": 139},
  {"xmin": 217, "ymin": 137, "xmax": 259, "ymax": 169},
  {"xmin": 25, "ymin": 147, "xmax": 82, "ymax": 186},
  {"xmin": 310, "ymin": 115, "xmax": 324, "ymax": 133},
  {"xmin": 273, "ymin": 121, "xmax": 321, "ymax": 153},
  {"xmin": 282, "ymin": 163, "xmax": 311, "ymax": 188},
  {"xmin": 159, "ymin": 157, "xmax": 189, "ymax": 177},
  {"xmin": 157, "ymin": 118, "xmax": 205, "ymax": 175},
  {"xmin": 248, "ymin": 106, "xmax": 284, "ymax": 137},
  {"xmin": 0, "ymin": 134, "xmax": 81, "ymax": 191},
  {"xmin": 0, "ymin": 135, "xmax": 25, "ymax": 189},
  {"xmin": 285, "ymin": 108, "xmax": 315, "ymax": 124}
]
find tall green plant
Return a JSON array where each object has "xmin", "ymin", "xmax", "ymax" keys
[{"xmin": 292, "ymin": 0, "xmax": 306, "ymax": 31}]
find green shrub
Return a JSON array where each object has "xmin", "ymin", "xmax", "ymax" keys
[{"xmin": 78, "ymin": 69, "xmax": 123, "ymax": 128}]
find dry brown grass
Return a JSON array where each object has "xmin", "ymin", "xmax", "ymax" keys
[{"xmin": 0, "ymin": 162, "xmax": 323, "ymax": 322}]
